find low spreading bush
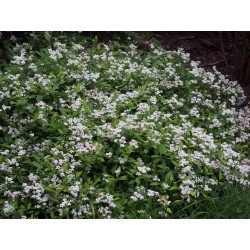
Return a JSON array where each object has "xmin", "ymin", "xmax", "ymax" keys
[{"xmin": 0, "ymin": 32, "xmax": 249, "ymax": 218}]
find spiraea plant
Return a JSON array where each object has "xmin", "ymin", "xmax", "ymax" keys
[{"xmin": 0, "ymin": 32, "xmax": 249, "ymax": 218}]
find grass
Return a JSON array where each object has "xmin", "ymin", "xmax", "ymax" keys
[{"xmin": 171, "ymin": 184, "xmax": 250, "ymax": 219}]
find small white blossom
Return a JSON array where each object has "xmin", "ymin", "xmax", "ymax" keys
[{"xmin": 106, "ymin": 152, "xmax": 113, "ymax": 158}]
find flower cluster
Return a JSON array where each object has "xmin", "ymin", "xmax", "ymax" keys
[{"xmin": 0, "ymin": 32, "xmax": 249, "ymax": 218}]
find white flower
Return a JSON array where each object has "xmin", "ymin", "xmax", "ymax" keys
[
  {"xmin": 3, "ymin": 201, "xmax": 14, "ymax": 214},
  {"xmin": 118, "ymin": 136, "xmax": 126, "ymax": 147},
  {"xmin": 114, "ymin": 168, "xmax": 121, "ymax": 174},
  {"xmin": 118, "ymin": 157, "xmax": 126, "ymax": 164},
  {"xmin": 59, "ymin": 198, "xmax": 72, "ymax": 208},
  {"xmin": 129, "ymin": 139, "xmax": 138, "ymax": 148},
  {"xmin": 163, "ymin": 183, "xmax": 170, "ymax": 189},
  {"xmin": 149, "ymin": 43, "xmax": 155, "ymax": 49},
  {"xmin": 190, "ymin": 107, "xmax": 200, "ymax": 117},
  {"xmin": 130, "ymin": 191, "xmax": 144, "ymax": 201},
  {"xmin": 106, "ymin": 152, "xmax": 113, "ymax": 158},
  {"xmin": 147, "ymin": 189, "xmax": 159, "ymax": 197},
  {"xmin": 150, "ymin": 96, "xmax": 157, "ymax": 104},
  {"xmin": 36, "ymin": 101, "xmax": 47, "ymax": 109},
  {"xmin": 136, "ymin": 165, "xmax": 151, "ymax": 176},
  {"xmin": 137, "ymin": 103, "xmax": 150, "ymax": 113},
  {"xmin": 129, "ymin": 44, "xmax": 137, "ymax": 49},
  {"xmin": 68, "ymin": 182, "xmax": 80, "ymax": 197},
  {"xmin": 5, "ymin": 177, "xmax": 13, "ymax": 184},
  {"xmin": 153, "ymin": 175, "xmax": 160, "ymax": 181}
]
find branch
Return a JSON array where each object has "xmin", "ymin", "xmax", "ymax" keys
[{"xmin": 199, "ymin": 60, "xmax": 223, "ymax": 67}]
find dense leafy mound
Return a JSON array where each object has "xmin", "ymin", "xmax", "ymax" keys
[{"xmin": 0, "ymin": 33, "xmax": 249, "ymax": 218}]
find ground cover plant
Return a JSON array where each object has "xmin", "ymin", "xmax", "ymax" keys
[{"xmin": 0, "ymin": 32, "xmax": 249, "ymax": 218}]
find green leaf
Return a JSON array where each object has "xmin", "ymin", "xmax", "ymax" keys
[
  {"xmin": 151, "ymin": 155, "xmax": 159, "ymax": 158},
  {"xmin": 75, "ymin": 83, "xmax": 81, "ymax": 94},
  {"xmin": 76, "ymin": 171, "xmax": 83, "ymax": 178},
  {"xmin": 2, "ymin": 126, "xmax": 8, "ymax": 132},
  {"xmin": 36, "ymin": 95, "xmax": 43, "ymax": 101},
  {"xmin": 150, "ymin": 182, "xmax": 160, "ymax": 186},
  {"xmin": 27, "ymin": 202, "xmax": 32, "ymax": 210},
  {"xmin": 166, "ymin": 207, "xmax": 173, "ymax": 214},
  {"xmin": 219, "ymin": 171, "xmax": 223, "ymax": 181},
  {"xmin": 48, "ymin": 196, "xmax": 59, "ymax": 203},
  {"xmin": 169, "ymin": 185, "xmax": 178, "ymax": 191},
  {"xmin": 44, "ymin": 186, "xmax": 55, "ymax": 192},
  {"xmin": 118, "ymin": 176, "xmax": 128, "ymax": 181},
  {"xmin": 165, "ymin": 171, "xmax": 174, "ymax": 183},
  {"xmin": 32, "ymin": 162, "xmax": 44, "ymax": 170},
  {"xmin": 59, "ymin": 108, "xmax": 68, "ymax": 116},
  {"xmin": 92, "ymin": 35, "xmax": 98, "ymax": 43},
  {"xmin": 50, "ymin": 211, "xmax": 55, "ymax": 218},
  {"xmin": 190, "ymin": 191, "xmax": 196, "ymax": 197},
  {"xmin": 44, "ymin": 33, "xmax": 51, "ymax": 42}
]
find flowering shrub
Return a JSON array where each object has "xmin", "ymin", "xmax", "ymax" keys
[{"xmin": 0, "ymin": 32, "xmax": 249, "ymax": 218}]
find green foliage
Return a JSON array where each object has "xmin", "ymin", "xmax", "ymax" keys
[
  {"xmin": 0, "ymin": 32, "xmax": 249, "ymax": 219},
  {"xmin": 172, "ymin": 184, "xmax": 250, "ymax": 219}
]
